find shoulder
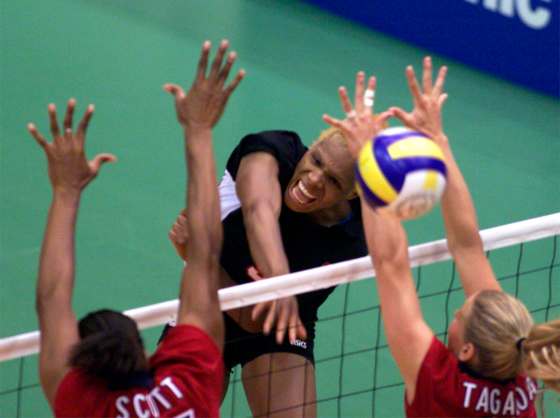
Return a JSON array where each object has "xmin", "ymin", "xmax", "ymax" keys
[
  {"xmin": 226, "ymin": 130, "xmax": 307, "ymax": 179},
  {"xmin": 54, "ymin": 369, "xmax": 104, "ymax": 416}
]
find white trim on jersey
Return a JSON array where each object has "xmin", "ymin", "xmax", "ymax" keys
[{"xmin": 218, "ymin": 170, "xmax": 241, "ymax": 221}]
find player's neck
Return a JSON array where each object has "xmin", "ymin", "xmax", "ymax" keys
[{"xmin": 308, "ymin": 200, "xmax": 351, "ymax": 227}]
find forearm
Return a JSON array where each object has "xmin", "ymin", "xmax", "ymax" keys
[
  {"xmin": 184, "ymin": 128, "xmax": 223, "ymax": 259},
  {"xmin": 243, "ymin": 203, "xmax": 290, "ymax": 277},
  {"xmin": 438, "ymin": 135, "xmax": 501, "ymax": 295},
  {"xmin": 438, "ymin": 135, "xmax": 483, "ymax": 252},
  {"xmin": 36, "ymin": 191, "xmax": 80, "ymax": 312}
]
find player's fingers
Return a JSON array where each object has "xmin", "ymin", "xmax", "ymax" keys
[
  {"xmin": 376, "ymin": 109, "xmax": 393, "ymax": 126},
  {"xmin": 276, "ymin": 303, "xmax": 289, "ymax": 344},
  {"xmin": 27, "ymin": 123, "xmax": 48, "ymax": 149},
  {"xmin": 48, "ymin": 103, "xmax": 60, "ymax": 138},
  {"xmin": 263, "ymin": 302, "xmax": 277, "ymax": 336},
  {"xmin": 251, "ymin": 301, "xmax": 269, "ymax": 321},
  {"xmin": 405, "ymin": 66, "xmax": 422, "ymax": 105},
  {"xmin": 422, "ymin": 56, "xmax": 433, "ymax": 94},
  {"xmin": 89, "ymin": 153, "xmax": 117, "ymax": 175},
  {"xmin": 63, "ymin": 98, "xmax": 76, "ymax": 131},
  {"xmin": 438, "ymin": 93, "xmax": 449, "ymax": 108},
  {"xmin": 389, "ymin": 107, "xmax": 413, "ymax": 126},
  {"xmin": 77, "ymin": 104, "xmax": 95, "ymax": 142},
  {"xmin": 288, "ymin": 310, "xmax": 298, "ymax": 344},
  {"xmin": 338, "ymin": 86, "xmax": 353, "ymax": 114},
  {"xmin": 322, "ymin": 114, "xmax": 345, "ymax": 130},
  {"xmin": 218, "ymin": 51, "xmax": 236, "ymax": 84},
  {"xmin": 433, "ymin": 66, "xmax": 448, "ymax": 97},
  {"xmin": 196, "ymin": 40, "xmax": 211, "ymax": 82},
  {"xmin": 354, "ymin": 71, "xmax": 365, "ymax": 113},
  {"xmin": 363, "ymin": 76, "xmax": 376, "ymax": 111},
  {"xmin": 297, "ymin": 317, "xmax": 307, "ymax": 340},
  {"xmin": 209, "ymin": 39, "xmax": 229, "ymax": 81},
  {"xmin": 163, "ymin": 83, "xmax": 186, "ymax": 100},
  {"xmin": 224, "ymin": 69, "xmax": 245, "ymax": 99}
]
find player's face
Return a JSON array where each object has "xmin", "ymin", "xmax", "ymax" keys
[
  {"xmin": 447, "ymin": 293, "xmax": 477, "ymax": 356},
  {"xmin": 284, "ymin": 133, "xmax": 355, "ymax": 213}
]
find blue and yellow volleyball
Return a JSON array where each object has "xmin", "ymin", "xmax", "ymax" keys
[{"xmin": 355, "ymin": 127, "xmax": 447, "ymax": 219}]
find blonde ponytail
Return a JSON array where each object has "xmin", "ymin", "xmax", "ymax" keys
[{"xmin": 523, "ymin": 319, "xmax": 560, "ymax": 392}]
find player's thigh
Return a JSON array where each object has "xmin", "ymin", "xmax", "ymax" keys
[{"xmin": 241, "ymin": 352, "xmax": 317, "ymax": 418}]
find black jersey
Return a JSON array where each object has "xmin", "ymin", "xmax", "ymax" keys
[{"xmin": 220, "ymin": 130, "xmax": 367, "ymax": 327}]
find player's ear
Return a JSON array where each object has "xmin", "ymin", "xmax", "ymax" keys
[{"xmin": 458, "ymin": 342, "xmax": 475, "ymax": 362}]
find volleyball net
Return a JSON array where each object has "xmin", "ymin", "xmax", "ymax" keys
[{"xmin": 0, "ymin": 213, "xmax": 558, "ymax": 417}]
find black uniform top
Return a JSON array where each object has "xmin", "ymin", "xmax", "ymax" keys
[{"xmin": 220, "ymin": 130, "xmax": 367, "ymax": 331}]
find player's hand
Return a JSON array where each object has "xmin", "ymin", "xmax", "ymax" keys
[
  {"xmin": 390, "ymin": 57, "xmax": 448, "ymax": 145},
  {"xmin": 164, "ymin": 39, "xmax": 245, "ymax": 134},
  {"xmin": 252, "ymin": 295, "xmax": 307, "ymax": 345},
  {"xmin": 323, "ymin": 72, "xmax": 392, "ymax": 160},
  {"xmin": 27, "ymin": 99, "xmax": 116, "ymax": 194},
  {"xmin": 169, "ymin": 209, "xmax": 189, "ymax": 261}
]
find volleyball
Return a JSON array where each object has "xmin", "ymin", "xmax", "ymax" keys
[{"xmin": 355, "ymin": 127, "xmax": 447, "ymax": 219}]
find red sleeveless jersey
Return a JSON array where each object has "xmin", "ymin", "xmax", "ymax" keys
[
  {"xmin": 54, "ymin": 324, "xmax": 223, "ymax": 418},
  {"xmin": 406, "ymin": 337, "xmax": 537, "ymax": 417}
]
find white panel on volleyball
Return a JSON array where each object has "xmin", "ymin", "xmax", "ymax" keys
[{"xmin": 390, "ymin": 170, "xmax": 447, "ymax": 220}]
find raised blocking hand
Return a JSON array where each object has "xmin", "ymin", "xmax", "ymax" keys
[
  {"xmin": 390, "ymin": 57, "xmax": 448, "ymax": 145},
  {"xmin": 164, "ymin": 40, "xmax": 245, "ymax": 133},
  {"xmin": 323, "ymin": 71, "xmax": 392, "ymax": 160},
  {"xmin": 27, "ymin": 99, "xmax": 116, "ymax": 193}
]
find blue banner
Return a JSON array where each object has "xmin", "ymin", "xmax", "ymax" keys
[{"xmin": 305, "ymin": 0, "xmax": 559, "ymax": 97}]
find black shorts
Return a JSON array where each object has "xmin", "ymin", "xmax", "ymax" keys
[
  {"xmin": 158, "ymin": 314, "xmax": 316, "ymax": 371},
  {"xmin": 223, "ymin": 313, "xmax": 315, "ymax": 371}
]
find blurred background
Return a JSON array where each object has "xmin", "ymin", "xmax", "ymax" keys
[{"xmin": 1, "ymin": 0, "xmax": 558, "ymax": 416}]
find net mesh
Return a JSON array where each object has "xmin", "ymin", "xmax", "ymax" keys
[{"xmin": 0, "ymin": 232, "xmax": 558, "ymax": 417}]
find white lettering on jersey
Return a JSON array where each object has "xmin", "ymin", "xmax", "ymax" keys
[
  {"xmin": 161, "ymin": 377, "xmax": 184, "ymax": 399},
  {"xmin": 467, "ymin": 380, "xmax": 534, "ymax": 415},
  {"xmin": 463, "ymin": 382, "xmax": 477, "ymax": 407},
  {"xmin": 526, "ymin": 377, "xmax": 537, "ymax": 400},
  {"xmin": 503, "ymin": 390, "xmax": 516, "ymax": 415},
  {"xmin": 151, "ymin": 387, "xmax": 171, "ymax": 410},
  {"xmin": 464, "ymin": 0, "xmax": 551, "ymax": 29},
  {"xmin": 515, "ymin": 386, "xmax": 529, "ymax": 411},
  {"xmin": 133, "ymin": 394, "xmax": 150, "ymax": 418},
  {"xmin": 475, "ymin": 387, "xmax": 490, "ymax": 413},
  {"xmin": 113, "ymin": 376, "xmax": 186, "ymax": 417},
  {"xmin": 116, "ymin": 396, "xmax": 130, "ymax": 418},
  {"xmin": 173, "ymin": 409, "xmax": 196, "ymax": 418},
  {"xmin": 489, "ymin": 388, "xmax": 501, "ymax": 415}
]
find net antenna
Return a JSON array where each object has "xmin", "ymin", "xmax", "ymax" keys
[{"xmin": 1, "ymin": 213, "xmax": 559, "ymax": 362}]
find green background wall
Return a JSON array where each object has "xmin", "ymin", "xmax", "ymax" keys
[{"xmin": 1, "ymin": 0, "xmax": 558, "ymax": 416}]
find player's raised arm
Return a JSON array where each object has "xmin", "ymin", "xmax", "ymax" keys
[
  {"xmin": 324, "ymin": 72, "xmax": 433, "ymax": 402},
  {"xmin": 164, "ymin": 40, "xmax": 244, "ymax": 350},
  {"xmin": 28, "ymin": 100, "xmax": 116, "ymax": 406},
  {"xmin": 390, "ymin": 57, "xmax": 500, "ymax": 297}
]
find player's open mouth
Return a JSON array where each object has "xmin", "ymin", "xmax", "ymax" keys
[{"xmin": 291, "ymin": 180, "xmax": 316, "ymax": 205}]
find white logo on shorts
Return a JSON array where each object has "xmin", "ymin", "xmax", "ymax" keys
[{"xmin": 291, "ymin": 339, "xmax": 307, "ymax": 349}]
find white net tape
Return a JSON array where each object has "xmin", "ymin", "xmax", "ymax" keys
[{"xmin": 1, "ymin": 213, "xmax": 558, "ymax": 362}]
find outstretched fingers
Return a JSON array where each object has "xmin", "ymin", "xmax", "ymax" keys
[
  {"xmin": 354, "ymin": 71, "xmax": 365, "ymax": 114},
  {"xmin": 77, "ymin": 105, "xmax": 95, "ymax": 142},
  {"xmin": 422, "ymin": 56, "xmax": 433, "ymax": 95},
  {"xmin": 338, "ymin": 86, "xmax": 353, "ymax": 115},
  {"xmin": 405, "ymin": 66, "xmax": 422, "ymax": 105},
  {"xmin": 63, "ymin": 98, "xmax": 76, "ymax": 131},
  {"xmin": 217, "ymin": 51, "xmax": 237, "ymax": 84},
  {"xmin": 433, "ymin": 65, "xmax": 448, "ymax": 97},
  {"xmin": 321, "ymin": 113, "xmax": 344, "ymax": 130},
  {"xmin": 27, "ymin": 123, "xmax": 48, "ymax": 149},
  {"xmin": 224, "ymin": 69, "xmax": 246, "ymax": 98},
  {"xmin": 89, "ymin": 153, "xmax": 117, "ymax": 175},
  {"xmin": 195, "ymin": 40, "xmax": 212, "ymax": 82},
  {"xmin": 48, "ymin": 104, "xmax": 60, "ymax": 138},
  {"xmin": 208, "ymin": 39, "xmax": 229, "ymax": 81}
]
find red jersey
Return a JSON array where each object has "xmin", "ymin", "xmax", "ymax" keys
[
  {"xmin": 54, "ymin": 324, "xmax": 223, "ymax": 418},
  {"xmin": 406, "ymin": 337, "xmax": 537, "ymax": 418}
]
